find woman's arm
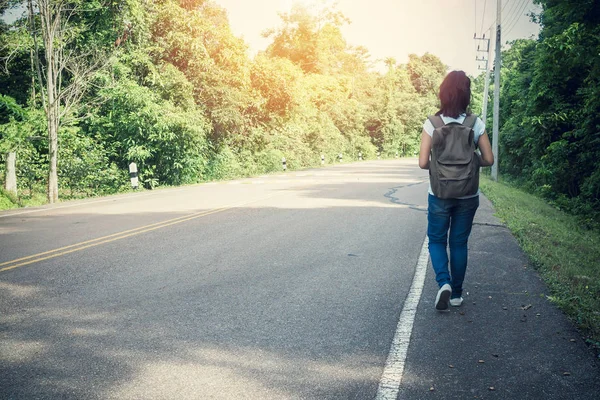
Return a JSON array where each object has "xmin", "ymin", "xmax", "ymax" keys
[
  {"xmin": 419, "ymin": 130, "xmax": 432, "ymax": 169},
  {"xmin": 477, "ymin": 132, "xmax": 494, "ymax": 167}
]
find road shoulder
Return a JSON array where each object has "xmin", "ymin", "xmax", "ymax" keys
[{"xmin": 398, "ymin": 194, "xmax": 600, "ymax": 399}]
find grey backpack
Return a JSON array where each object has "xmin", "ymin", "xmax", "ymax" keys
[{"xmin": 428, "ymin": 114, "xmax": 480, "ymax": 199}]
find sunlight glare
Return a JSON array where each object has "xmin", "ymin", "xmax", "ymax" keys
[{"xmin": 279, "ymin": 0, "xmax": 336, "ymax": 14}]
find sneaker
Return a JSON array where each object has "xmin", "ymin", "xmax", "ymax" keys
[
  {"xmin": 450, "ymin": 297, "xmax": 463, "ymax": 307},
  {"xmin": 435, "ymin": 283, "xmax": 452, "ymax": 311}
]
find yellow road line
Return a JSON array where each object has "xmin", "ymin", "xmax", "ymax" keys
[
  {"xmin": 0, "ymin": 212, "xmax": 205, "ymax": 268},
  {"xmin": 0, "ymin": 193, "xmax": 281, "ymax": 273}
]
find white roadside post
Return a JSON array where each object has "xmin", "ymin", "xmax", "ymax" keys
[
  {"xmin": 377, "ymin": 152, "xmax": 381, "ymax": 160},
  {"xmin": 338, "ymin": 153, "xmax": 343, "ymax": 163},
  {"xmin": 282, "ymin": 157, "xmax": 287, "ymax": 171},
  {"xmin": 395, "ymin": 151, "xmax": 398, "ymax": 158},
  {"xmin": 359, "ymin": 151, "xmax": 362, "ymax": 161},
  {"xmin": 129, "ymin": 162, "xmax": 138, "ymax": 190}
]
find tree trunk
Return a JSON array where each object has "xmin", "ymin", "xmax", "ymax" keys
[
  {"xmin": 46, "ymin": 75, "xmax": 59, "ymax": 203},
  {"xmin": 4, "ymin": 152, "xmax": 17, "ymax": 196},
  {"xmin": 47, "ymin": 106, "xmax": 59, "ymax": 203},
  {"xmin": 42, "ymin": 1, "xmax": 59, "ymax": 204}
]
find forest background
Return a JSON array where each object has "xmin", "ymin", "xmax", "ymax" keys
[{"xmin": 0, "ymin": 0, "xmax": 598, "ymax": 229}]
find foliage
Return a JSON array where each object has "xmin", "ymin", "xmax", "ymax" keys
[
  {"xmin": 16, "ymin": 140, "xmax": 47, "ymax": 196},
  {"xmin": 263, "ymin": 2, "xmax": 351, "ymax": 75},
  {"xmin": 58, "ymin": 126, "xmax": 129, "ymax": 197},
  {"xmin": 250, "ymin": 54, "xmax": 304, "ymax": 122},
  {"xmin": 0, "ymin": 94, "xmax": 28, "ymax": 153},
  {"xmin": 493, "ymin": 0, "xmax": 600, "ymax": 226},
  {"xmin": 1, "ymin": 0, "xmax": 450, "ymax": 204},
  {"xmin": 0, "ymin": 186, "xmax": 19, "ymax": 209},
  {"xmin": 89, "ymin": 75, "xmax": 211, "ymax": 187}
]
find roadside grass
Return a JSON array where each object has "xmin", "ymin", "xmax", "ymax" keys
[
  {"xmin": 0, "ymin": 188, "xmax": 18, "ymax": 210},
  {"xmin": 480, "ymin": 176, "xmax": 600, "ymax": 348},
  {"xmin": 0, "ymin": 184, "xmax": 132, "ymax": 211},
  {"xmin": 13, "ymin": 191, "xmax": 48, "ymax": 208},
  {"xmin": 0, "ymin": 187, "xmax": 49, "ymax": 210}
]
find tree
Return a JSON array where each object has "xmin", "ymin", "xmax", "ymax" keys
[
  {"xmin": 263, "ymin": 2, "xmax": 351, "ymax": 75},
  {"xmin": 495, "ymin": 0, "xmax": 600, "ymax": 223},
  {"xmin": 407, "ymin": 53, "xmax": 446, "ymax": 96},
  {"xmin": 26, "ymin": 0, "xmax": 117, "ymax": 203},
  {"xmin": 151, "ymin": 0, "xmax": 254, "ymax": 144},
  {"xmin": 250, "ymin": 54, "xmax": 304, "ymax": 122},
  {"xmin": 1, "ymin": 7, "xmax": 30, "ymax": 196},
  {"xmin": 0, "ymin": 94, "xmax": 27, "ymax": 195}
]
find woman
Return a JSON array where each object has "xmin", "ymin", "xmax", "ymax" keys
[{"xmin": 418, "ymin": 70, "xmax": 494, "ymax": 311}]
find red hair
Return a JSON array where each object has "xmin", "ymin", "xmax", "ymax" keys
[{"xmin": 437, "ymin": 70, "xmax": 471, "ymax": 118}]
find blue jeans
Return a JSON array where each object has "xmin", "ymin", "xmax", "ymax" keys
[{"xmin": 427, "ymin": 194, "xmax": 479, "ymax": 298}]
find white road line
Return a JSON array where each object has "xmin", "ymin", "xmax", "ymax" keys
[
  {"xmin": 0, "ymin": 185, "xmax": 210, "ymax": 219},
  {"xmin": 0, "ymin": 193, "xmax": 154, "ymax": 218},
  {"xmin": 375, "ymin": 236, "xmax": 429, "ymax": 400}
]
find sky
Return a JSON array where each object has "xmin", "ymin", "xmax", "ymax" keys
[{"xmin": 214, "ymin": 0, "xmax": 541, "ymax": 77}]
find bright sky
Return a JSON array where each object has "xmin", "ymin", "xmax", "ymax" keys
[{"xmin": 214, "ymin": 0, "xmax": 541, "ymax": 77}]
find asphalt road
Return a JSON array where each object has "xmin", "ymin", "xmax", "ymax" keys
[
  {"xmin": 0, "ymin": 159, "xmax": 429, "ymax": 399},
  {"xmin": 1, "ymin": 159, "xmax": 599, "ymax": 399}
]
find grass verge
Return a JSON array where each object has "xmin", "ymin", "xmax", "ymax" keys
[
  {"xmin": 480, "ymin": 176, "xmax": 600, "ymax": 350},
  {"xmin": 0, "ymin": 189, "xmax": 50, "ymax": 210},
  {"xmin": 0, "ymin": 188, "xmax": 19, "ymax": 210}
]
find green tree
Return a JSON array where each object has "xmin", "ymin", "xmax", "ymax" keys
[
  {"xmin": 23, "ymin": 0, "xmax": 125, "ymax": 202},
  {"xmin": 89, "ymin": 74, "xmax": 211, "ymax": 187},
  {"xmin": 0, "ymin": 94, "xmax": 27, "ymax": 195},
  {"xmin": 263, "ymin": 2, "xmax": 351, "ymax": 75},
  {"xmin": 407, "ymin": 53, "xmax": 447, "ymax": 96},
  {"xmin": 496, "ymin": 0, "xmax": 600, "ymax": 223},
  {"xmin": 151, "ymin": 0, "xmax": 254, "ymax": 144}
]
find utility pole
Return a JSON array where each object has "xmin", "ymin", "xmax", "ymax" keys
[
  {"xmin": 491, "ymin": 0, "xmax": 501, "ymax": 181},
  {"xmin": 481, "ymin": 60, "xmax": 491, "ymax": 124},
  {"xmin": 474, "ymin": 34, "xmax": 491, "ymax": 124}
]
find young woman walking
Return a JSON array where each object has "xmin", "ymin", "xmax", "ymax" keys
[{"xmin": 418, "ymin": 70, "xmax": 495, "ymax": 311}]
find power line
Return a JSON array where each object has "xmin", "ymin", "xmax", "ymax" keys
[
  {"xmin": 475, "ymin": 1, "xmax": 533, "ymax": 72},
  {"xmin": 502, "ymin": 0, "xmax": 521, "ymax": 25},
  {"xmin": 502, "ymin": 4, "xmax": 520, "ymax": 31},
  {"xmin": 505, "ymin": 0, "xmax": 530, "ymax": 38},
  {"xmin": 482, "ymin": 13, "xmax": 496, "ymax": 37},
  {"xmin": 481, "ymin": 0, "xmax": 525, "ymax": 38},
  {"xmin": 479, "ymin": 0, "xmax": 488, "ymax": 37},
  {"xmin": 503, "ymin": 0, "xmax": 528, "ymax": 33},
  {"xmin": 479, "ymin": 0, "xmax": 510, "ymax": 37},
  {"xmin": 474, "ymin": 0, "xmax": 491, "ymax": 71}
]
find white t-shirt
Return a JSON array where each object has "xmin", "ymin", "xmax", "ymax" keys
[{"xmin": 422, "ymin": 113, "xmax": 486, "ymax": 198}]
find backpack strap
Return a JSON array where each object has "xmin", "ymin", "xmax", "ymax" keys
[
  {"xmin": 462, "ymin": 114, "xmax": 478, "ymax": 129},
  {"xmin": 427, "ymin": 115, "xmax": 445, "ymax": 129}
]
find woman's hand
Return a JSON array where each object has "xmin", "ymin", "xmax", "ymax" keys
[{"xmin": 477, "ymin": 132, "xmax": 494, "ymax": 167}]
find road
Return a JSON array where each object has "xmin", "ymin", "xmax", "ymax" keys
[
  {"xmin": 0, "ymin": 159, "xmax": 429, "ymax": 399},
  {"xmin": 1, "ymin": 159, "xmax": 599, "ymax": 399}
]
